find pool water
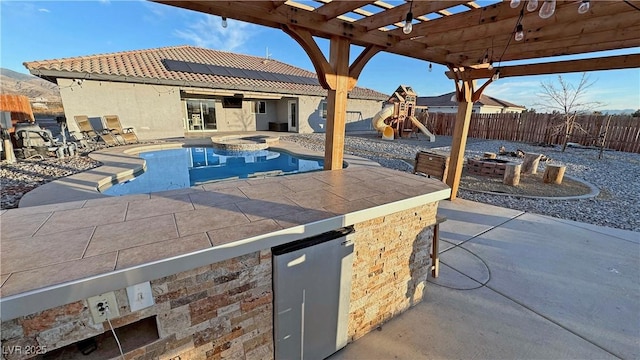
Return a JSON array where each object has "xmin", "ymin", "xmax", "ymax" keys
[{"xmin": 101, "ymin": 147, "xmax": 324, "ymax": 196}]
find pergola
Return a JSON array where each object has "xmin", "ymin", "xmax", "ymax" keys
[{"xmin": 156, "ymin": 0, "xmax": 639, "ymax": 199}]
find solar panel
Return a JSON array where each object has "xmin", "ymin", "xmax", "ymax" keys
[{"xmin": 163, "ymin": 59, "xmax": 319, "ymax": 86}]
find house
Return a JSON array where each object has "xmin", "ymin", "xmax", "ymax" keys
[
  {"xmin": 23, "ymin": 46, "xmax": 388, "ymax": 140},
  {"xmin": 416, "ymin": 92, "xmax": 526, "ymax": 114}
]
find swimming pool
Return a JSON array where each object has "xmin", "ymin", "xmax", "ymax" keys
[{"xmin": 101, "ymin": 147, "xmax": 324, "ymax": 196}]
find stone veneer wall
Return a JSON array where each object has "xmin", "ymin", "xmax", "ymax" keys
[
  {"xmin": 348, "ymin": 202, "xmax": 437, "ymax": 340},
  {"xmin": 1, "ymin": 250, "xmax": 273, "ymax": 360},
  {"xmin": 1, "ymin": 202, "xmax": 438, "ymax": 359}
]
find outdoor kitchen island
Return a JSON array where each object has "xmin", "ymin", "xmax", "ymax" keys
[{"xmin": 1, "ymin": 162, "xmax": 450, "ymax": 360}]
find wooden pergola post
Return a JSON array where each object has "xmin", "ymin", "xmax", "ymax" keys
[
  {"xmin": 282, "ymin": 25, "xmax": 380, "ymax": 171},
  {"xmin": 324, "ymin": 36, "xmax": 350, "ymax": 170},
  {"xmin": 446, "ymin": 68, "xmax": 493, "ymax": 200}
]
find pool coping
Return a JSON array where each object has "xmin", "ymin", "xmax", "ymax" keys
[{"xmin": 18, "ymin": 139, "xmax": 378, "ymax": 208}]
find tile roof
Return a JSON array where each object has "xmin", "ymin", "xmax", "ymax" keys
[
  {"xmin": 23, "ymin": 45, "xmax": 388, "ymax": 101},
  {"xmin": 416, "ymin": 92, "xmax": 525, "ymax": 109}
]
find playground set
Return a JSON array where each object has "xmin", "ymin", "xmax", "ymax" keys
[{"xmin": 372, "ymin": 85, "xmax": 435, "ymax": 142}]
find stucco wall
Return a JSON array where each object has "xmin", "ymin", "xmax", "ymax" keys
[
  {"xmin": 297, "ymin": 96, "xmax": 323, "ymax": 133},
  {"xmin": 58, "ymin": 79, "xmax": 383, "ymax": 137},
  {"xmin": 298, "ymin": 96, "xmax": 383, "ymax": 134},
  {"xmin": 215, "ymin": 101, "xmax": 257, "ymax": 132},
  {"xmin": 344, "ymin": 98, "xmax": 383, "ymax": 132},
  {"xmin": 59, "ymin": 79, "xmax": 185, "ymax": 140},
  {"xmin": 275, "ymin": 98, "xmax": 296, "ymax": 132},
  {"xmin": 255, "ymin": 102, "xmax": 277, "ymax": 131}
]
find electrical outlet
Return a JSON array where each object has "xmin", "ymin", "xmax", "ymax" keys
[
  {"xmin": 126, "ymin": 281, "xmax": 154, "ymax": 312},
  {"xmin": 87, "ymin": 292, "xmax": 119, "ymax": 324}
]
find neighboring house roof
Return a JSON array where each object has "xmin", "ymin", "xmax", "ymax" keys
[
  {"xmin": 416, "ymin": 92, "xmax": 525, "ymax": 109},
  {"xmin": 23, "ymin": 45, "xmax": 388, "ymax": 101}
]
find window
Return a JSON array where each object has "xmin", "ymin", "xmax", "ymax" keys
[
  {"xmin": 320, "ymin": 101, "xmax": 327, "ymax": 119},
  {"xmin": 253, "ymin": 101, "xmax": 266, "ymax": 114}
]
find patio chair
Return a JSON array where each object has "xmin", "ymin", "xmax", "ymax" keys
[
  {"xmin": 73, "ymin": 115, "xmax": 119, "ymax": 147},
  {"xmin": 14, "ymin": 123, "xmax": 77, "ymax": 158},
  {"xmin": 103, "ymin": 115, "xmax": 138, "ymax": 144}
]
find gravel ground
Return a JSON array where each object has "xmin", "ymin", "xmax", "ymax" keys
[
  {"xmin": 1, "ymin": 132, "xmax": 638, "ymax": 232},
  {"xmin": 1, "ymin": 149, "xmax": 103, "ymax": 209}
]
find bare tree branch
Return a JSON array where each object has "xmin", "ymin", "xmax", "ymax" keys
[{"xmin": 534, "ymin": 73, "xmax": 604, "ymax": 151}]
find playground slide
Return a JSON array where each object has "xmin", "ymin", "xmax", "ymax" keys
[
  {"xmin": 372, "ymin": 105, "xmax": 395, "ymax": 140},
  {"xmin": 409, "ymin": 116, "xmax": 435, "ymax": 142}
]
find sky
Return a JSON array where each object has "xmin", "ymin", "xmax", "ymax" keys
[{"xmin": 1, "ymin": 0, "xmax": 639, "ymax": 112}]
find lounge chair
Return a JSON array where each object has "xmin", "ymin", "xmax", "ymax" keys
[
  {"xmin": 73, "ymin": 115, "xmax": 119, "ymax": 146},
  {"xmin": 103, "ymin": 115, "xmax": 138, "ymax": 144}
]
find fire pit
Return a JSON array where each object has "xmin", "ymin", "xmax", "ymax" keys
[{"xmin": 466, "ymin": 158, "xmax": 511, "ymax": 177}]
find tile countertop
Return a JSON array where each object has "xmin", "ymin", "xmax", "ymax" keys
[{"xmin": 0, "ymin": 155, "xmax": 450, "ymax": 321}]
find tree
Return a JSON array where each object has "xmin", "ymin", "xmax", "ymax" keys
[
  {"xmin": 632, "ymin": 109, "xmax": 640, "ymax": 118},
  {"xmin": 537, "ymin": 73, "xmax": 602, "ymax": 151}
]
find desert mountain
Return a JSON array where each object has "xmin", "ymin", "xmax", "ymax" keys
[{"xmin": 1, "ymin": 68, "xmax": 61, "ymax": 102}]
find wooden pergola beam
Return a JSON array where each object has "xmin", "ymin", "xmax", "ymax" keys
[
  {"xmin": 156, "ymin": 1, "xmax": 640, "ymax": 66},
  {"xmin": 356, "ymin": 1, "xmax": 469, "ymax": 31},
  {"xmin": 407, "ymin": 1, "xmax": 625, "ymax": 47},
  {"xmin": 445, "ymin": 54, "xmax": 640, "ymax": 80},
  {"xmin": 282, "ymin": 25, "xmax": 334, "ymax": 90},
  {"xmin": 440, "ymin": 11, "xmax": 640, "ymax": 56},
  {"xmin": 348, "ymin": 45, "xmax": 381, "ymax": 90},
  {"xmin": 495, "ymin": 38, "xmax": 640, "ymax": 64},
  {"xmin": 314, "ymin": 0, "xmax": 371, "ymax": 20},
  {"xmin": 155, "ymin": 0, "xmax": 453, "ymax": 64},
  {"xmin": 158, "ymin": 1, "xmax": 392, "ymax": 49},
  {"xmin": 447, "ymin": 25, "xmax": 640, "ymax": 65}
]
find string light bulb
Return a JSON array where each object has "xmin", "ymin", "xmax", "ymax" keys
[
  {"xmin": 403, "ymin": 2, "xmax": 414, "ymax": 35},
  {"xmin": 492, "ymin": 69, "xmax": 500, "ymax": 81},
  {"xmin": 514, "ymin": 24, "xmax": 524, "ymax": 41},
  {"xmin": 222, "ymin": 17, "xmax": 228, "ymax": 28},
  {"xmin": 510, "ymin": 0, "xmax": 521, "ymax": 8},
  {"xmin": 539, "ymin": 0, "xmax": 556, "ymax": 19},
  {"xmin": 526, "ymin": 0, "xmax": 539, "ymax": 12},
  {"xmin": 428, "ymin": 63, "xmax": 433, "ymax": 72},
  {"xmin": 488, "ymin": 61, "xmax": 494, "ymax": 70},
  {"xmin": 578, "ymin": 0, "xmax": 590, "ymax": 14}
]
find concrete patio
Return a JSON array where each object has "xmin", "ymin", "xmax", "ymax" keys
[{"xmin": 331, "ymin": 198, "xmax": 639, "ymax": 360}]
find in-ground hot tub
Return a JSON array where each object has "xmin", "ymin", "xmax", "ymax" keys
[{"xmin": 211, "ymin": 134, "xmax": 280, "ymax": 151}]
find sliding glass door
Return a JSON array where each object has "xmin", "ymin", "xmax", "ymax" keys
[{"xmin": 185, "ymin": 99, "xmax": 217, "ymax": 131}]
